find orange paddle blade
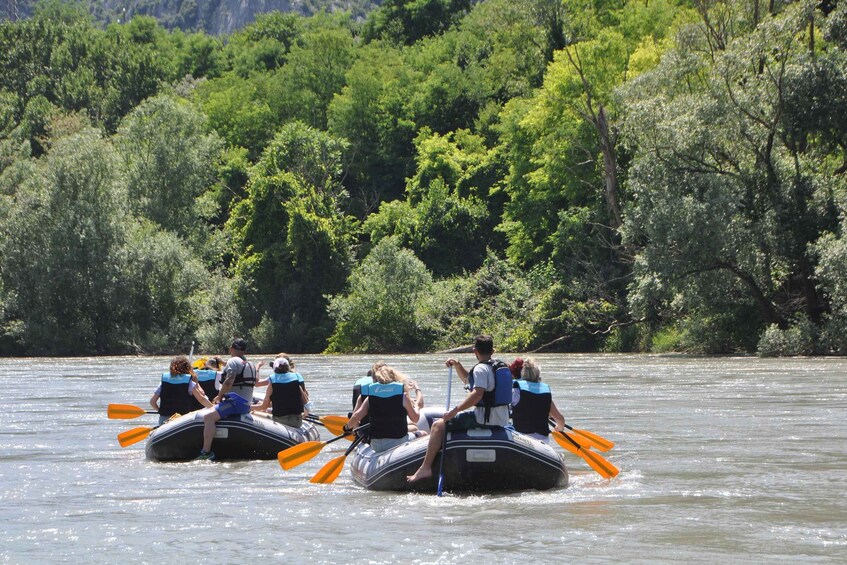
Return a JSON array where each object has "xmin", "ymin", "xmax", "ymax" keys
[
  {"xmin": 553, "ymin": 431, "xmax": 619, "ymax": 479},
  {"xmin": 319, "ymin": 415, "xmax": 349, "ymax": 437},
  {"xmin": 553, "ymin": 431, "xmax": 580, "ymax": 455},
  {"xmin": 569, "ymin": 426, "xmax": 614, "ymax": 452},
  {"xmin": 309, "ymin": 454, "xmax": 347, "ymax": 484},
  {"xmin": 581, "ymin": 447, "xmax": 619, "ymax": 479},
  {"xmin": 108, "ymin": 404, "xmax": 147, "ymax": 419},
  {"xmin": 277, "ymin": 441, "xmax": 326, "ymax": 470},
  {"xmin": 117, "ymin": 426, "xmax": 154, "ymax": 447}
]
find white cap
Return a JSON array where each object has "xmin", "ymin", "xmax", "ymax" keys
[{"xmin": 273, "ymin": 358, "xmax": 290, "ymax": 370}]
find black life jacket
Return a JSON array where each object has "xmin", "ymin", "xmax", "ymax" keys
[
  {"xmin": 158, "ymin": 372, "xmax": 192, "ymax": 417},
  {"xmin": 190, "ymin": 369, "xmax": 218, "ymax": 410},
  {"xmin": 468, "ymin": 359, "xmax": 513, "ymax": 423},
  {"xmin": 270, "ymin": 372, "xmax": 305, "ymax": 417},
  {"xmin": 511, "ymin": 380, "xmax": 552, "ymax": 436},
  {"xmin": 362, "ymin": 381, "xmax": 407, "ymax": 439}
]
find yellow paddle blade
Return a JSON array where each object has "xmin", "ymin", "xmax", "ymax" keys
[
  {"xmin": 117, "ymin": 426, "xmax": 154, "ymax": 447},
  {"xmin": 569, "ymin": 427, "xmax": 614, "ymax": 452},
  {"xmin": 277, "ymin": 441, "xmax": 326, "ymax": 470},
  {"xmin": 309, "ymin": 454, "xmax": 346, "ymax": 484},
  {"xmin": 319, "ymin": 415, "xmax": 349, "ymax": 437},
  {"xmin": 191, "ymin": 357, "xmax": 208, "ymax": 369},
  {"xmin": 108, "ymin": 403, "xmax": 147, "ymax": 419}
]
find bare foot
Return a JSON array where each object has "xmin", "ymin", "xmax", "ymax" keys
[{"xmin": 407, "ymin": 467, "xmax": 433, "ymax": 483}]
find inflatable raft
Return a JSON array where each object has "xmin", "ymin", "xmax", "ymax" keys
[
  {"xmin": 349, "ymin": 426, "xmax": 568, "ymax": 493},
  {"xmin": 145, "ymin": 410, "xmax": 320, "ymax": 462}
]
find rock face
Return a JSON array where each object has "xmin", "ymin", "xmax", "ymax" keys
[{"xmin": 2, "ymin": 1, "xmax": 378, "ymax": 35}]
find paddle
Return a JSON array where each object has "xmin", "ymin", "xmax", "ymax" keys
[
  {"xmin": 308, "ymin": 434, "xmax": 365, "ymax": 484},
  {"xmin": 313, "ymin": 415, "xmax": 349, "ymax": 437},
  {"xmin": 552, "ymin": 430, "xmax": 619, "ymax": 479},
  {"xmin": 437, "ymin": 366, "xmax": 453, "ymax": 497},
  {"xmin": 117, "ymin": 425, "xmax": 159, "ymax": 447},
  {"xmin": 108, "ymin": 403, "xmax": 157, "ymax": 419},
  {"xmin": 564, "ymin": 424, "xmax": 614, "ymax": 452},
  {"xmin": 277, "ymin": 423, "xmax": 370, "ymax": 470}
]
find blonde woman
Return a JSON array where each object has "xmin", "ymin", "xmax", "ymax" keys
[
  {"xmin": 511, "ymin": 357, "xmax": 565, "ymax": 443},
  {"xmin": 345, "ymin": 364, "xmax": 424, "ymax": 452}
]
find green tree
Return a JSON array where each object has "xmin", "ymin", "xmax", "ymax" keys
[
  {"xmin": 327, "ymin": 237, "xmax": 434, "ymax": 352},
  {"xmin": 114, "ymin": 94, "xmax": 223, "ymax": 239},
  {"xmin": 621, "ymin": 2, "xmax": 840, "ymax": 352},
  {"xmin": 228, "ymin": 122, "xmax": 355, "ymax": 351},
  {"xmin": 0, "ymin": 128, "xmax": 130, "ymax": 354}
]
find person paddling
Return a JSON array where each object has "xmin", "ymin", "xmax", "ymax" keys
[
  {"xmin": 511, "ymin": 357, "xmax": 565, "ymax": 442},
  {"xmin": 407, "ymin": 334, "xmax": 511, "ymax": 483}
]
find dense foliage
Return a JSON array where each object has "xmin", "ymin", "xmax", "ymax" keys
[{"xmin": 0, "ymin": 0, "xmax": 845, "ymax": 356}]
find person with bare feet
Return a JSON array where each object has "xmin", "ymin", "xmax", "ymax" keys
[{"xmin": 406, "ymin": 334, "xmax": 512, "ymax": 483}]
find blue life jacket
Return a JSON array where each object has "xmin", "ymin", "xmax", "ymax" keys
[
  {"xmin": 191, "ymin": 369, "xmax": 218, "ymax": 410},
  {"xmin": 269, "ymin": 372, "xmax": 306, "ymax": 417},
  {"xmin": 512, "ymin": 380, "xmax": 552, "ymax": 436},
  {"xmin": 362, "ymin": 381, "xmax": 407, "ymax": 439},
  {"xmin": 468, "ymin": 359, "xmax": 513, "ymax": 422},
  {"xmin": 352, "ymin": 376, "xmax": 373, "ymax": 411},
  {"xmin": 159, "ymin": 372, "xmax": 192, "ymax": 417}
]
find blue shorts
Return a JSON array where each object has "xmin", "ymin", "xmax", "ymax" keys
[{"xmin": 215, "ymin": 393, "xmax": 250, "ymax": 418}]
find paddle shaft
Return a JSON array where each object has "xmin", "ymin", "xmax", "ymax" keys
[
  {"xmin": 437, "ymin": 366, "xmax": 453, "ymax": 497},
  {"xmin": 309, "ymin": 434, "xmax": 364, "ymax": 484}
]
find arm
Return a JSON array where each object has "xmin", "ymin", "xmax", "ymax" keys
[
  {"xmin": 149, "ymin": 391, "xmax": 160, "ymax": 411},
  {"xmin": 254, "ymin": 361, "xmax": 269, "ymax": 387},
  {"xmin": 549, "ymin": 400, "xmax": 565, "ymax": 433},
  {"xmin": 346, "ymin": 397, "xmax": 370, "ymax": 430},
  {"xmin": 403, "ymin": 393, "xmax": 420, "ymax": 424},
  {"xmin": 445, "ymin": 358, "xmax": 469, "ymax": 384},
  {"xmin": 251, "ymin": 386, "xmax": 272, "ymax": 413},
  {"xmin": 215, "ymin": 373, "xmax": 235, "ymax": 403},
  {"xmin": 192, "ymin": 385, "xmax": 213, "ymax": 408},
  {"xmin": 444, "ymin": 387, "xmax": 484, "ymax": 421},
  {"xmin": 300, "ymin": 385, "xmax": 309, "ymax": 406}
]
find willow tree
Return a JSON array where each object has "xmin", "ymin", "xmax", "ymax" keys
[{"xmin": 622, "ymin": 2, "xmax": 842, "ymax": 352}]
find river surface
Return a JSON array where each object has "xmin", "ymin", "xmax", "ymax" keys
[{"xmin": 1, "ymin": 353, "xmax": 845, "ymax": 563}]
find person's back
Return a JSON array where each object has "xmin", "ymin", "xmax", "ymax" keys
[
  {"xmin": 191, "ymin": 357, "xmax": 222, "ymax": 411},
  {"xmin": 510, "ymin": 358, "xmax": 563, "ymax": 443},
  {"xmin": 268, "ymin": 356, "xmax": 307, "ymax": 428},
  {"xmin": 466, "ymin": 358, "xmax": 512, "ymax": 428},
  {"xmin": 363, "ymin": 381, "xmax": 408, "ymax": 442}
]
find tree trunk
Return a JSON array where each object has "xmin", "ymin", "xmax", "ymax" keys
[{"xmin": 596, "ymin": 105, "xmax": 623, "ymax": 231}]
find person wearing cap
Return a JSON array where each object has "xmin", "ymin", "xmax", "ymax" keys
[
  {"xmin": 251, "ymin": 354, "xmax": 309, "ymax": 428},
  {"xmin": 511, "ymin": 357, "xmax": 565, "ymax": 443},
  {"xmin": 197, "ymin": 338, "xmax": 257, "ymax": 460}
]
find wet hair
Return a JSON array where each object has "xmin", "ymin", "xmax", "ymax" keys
[
  {"xmin": 473, "ymin": 334, "xmax": 494, "ymax": 356},
  {"xmin": 206, "ymin": 356, "xmax": 224, "ymax": 370},
  {"xmin": 521, "ymin": 357, "xmax": 541, "ymax": 382},
  {"xmin": 170, "ymin": 355, "xmax": 195, "ymax": 377}
]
